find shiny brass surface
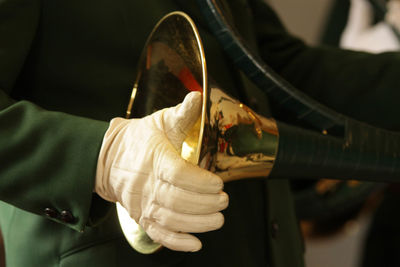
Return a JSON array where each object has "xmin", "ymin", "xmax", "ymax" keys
[
  {"xmin": 198, "ymin": 86, "xmax": 278, "ymax": 182},
  {"xmin": 118, "ymin": 11, "xmax": 279, "ymax": 254}
]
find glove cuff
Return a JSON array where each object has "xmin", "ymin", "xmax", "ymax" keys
[{"xmin": 95, "ymin": 117, "xmax": 130, "ymax": 202}]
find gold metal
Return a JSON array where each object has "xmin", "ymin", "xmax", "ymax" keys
[
  {"xmin": 202, "ymin": 86, "xmax": 278, "ymax": 182},
  {"xmin": 117, "ymin": 11, "xmax": 279, "ymax": 254},
  {"xmin": 118, "ymin": 11, "xmax": 207, "ymax": 255}
]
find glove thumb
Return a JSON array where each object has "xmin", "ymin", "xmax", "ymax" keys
[{"xmin": 162, "ymin": 91, "xmax": 203, "ymax": 152}]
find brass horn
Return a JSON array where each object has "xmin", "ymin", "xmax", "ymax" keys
[
  {"xmin": 117, "ymin": 11, "xmax": 279, "ymax": 254},
  {"xmin": 117, "ymin": 11, "xmax": 400, "ymax": 254}
]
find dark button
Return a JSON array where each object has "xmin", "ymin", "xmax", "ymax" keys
[
  {"xmin": 44, "ymin": 207, "xmax": 58, "ymax": 218},
  {"xmin": 271, "ymin": 220, "xmax": 279, "ymax": 239},
  {"xmin": 60, "ymin": 210, "xmax": 75, "ymax": 224}
]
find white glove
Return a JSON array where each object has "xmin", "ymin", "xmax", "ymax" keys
[
  {"xmin": 340, "ymin": 0, "xmax": 400, "ymax": 53},
  {"xmin": 95, "ymin": 92, "xmax": 228, "ymax": 252}
]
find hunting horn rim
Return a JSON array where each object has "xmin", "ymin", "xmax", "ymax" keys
[{"xmin": 117, "ymin": 11, "xmax": 209, "ymax": 255}]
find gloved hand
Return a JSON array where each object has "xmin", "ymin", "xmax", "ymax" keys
[
  {"xmin": 340, "ymin": 0, "xmax": 400, "ymax": 53},
  {"xmin": 95, "ymin": 92, "xmax": 228, "ymax": 252}
]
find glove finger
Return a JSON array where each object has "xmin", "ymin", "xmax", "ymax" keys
[
  {"xmin": 158, "ymin": 148, "xmax": 223, "ymax": 194},
  {"xmin": 141, "ymin": 219, "xmax": 202, "ymax": 252},
  {"xmin": 156, "ymin": 181, "xmax": 229, "ymax": 214},
  {"xmin": 162, "ymin": 91, "xmax": 202, "ymax": 151},
  {"xmin": 151, "ymin": 205, "xmax": 224, "ymax": 233}
]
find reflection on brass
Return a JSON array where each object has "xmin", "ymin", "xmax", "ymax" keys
[
  {"xmin": 199, "ymin": 86, "xmax": 278, "ymax": 182},
  {"xmin": 117, "ymin": 11, "xmax": 279, "ymax": 254}
]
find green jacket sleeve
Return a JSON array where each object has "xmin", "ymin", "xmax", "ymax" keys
[
  {"xmin": 249, "ymin": 0, "xmax": 400, "ymax": 131},
  {"xmin": 0, "ymin": 0, "xmax": 110, "ymax": 231}
]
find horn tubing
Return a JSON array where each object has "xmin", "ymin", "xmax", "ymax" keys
[
  {"xmin": 198, "ymin": 0, "xmax": 400, "ymax": 182},
  {"xmin": 196, "ymin": 0, "xmax": 345, "ymax": 131},
  {"xmin": 272, "ymin": 120, "xmax": 400, "ymax": 181}
]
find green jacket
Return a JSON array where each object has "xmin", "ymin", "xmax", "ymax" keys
[{"xmin": 1, "ymin": 0, "xmax": 400, "ymax": 266}]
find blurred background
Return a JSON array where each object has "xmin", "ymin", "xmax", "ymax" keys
[
  {"xmin": 266, "ymin": 1, "xmax": 384, "ymax": 267},
  {"xmin": 268, "ymin": 0, "xmax": 335, "ymax": 45}
]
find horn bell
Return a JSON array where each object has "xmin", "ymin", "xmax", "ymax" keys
[{"xmin": 117, "ymin": 11, "xmax": 279, "ymax": 254}]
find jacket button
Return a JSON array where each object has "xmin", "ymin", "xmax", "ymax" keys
[
  {"xmin": 271, "ymin": 220, "xmax": 279, "ymax": 239},
  {"xmin": 60, "ymin": 210, "xmax": 75, "ymax": 224},
  {"xmin": 44, "ymin": 208, "xmax": 58, "ymax": 218}
]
